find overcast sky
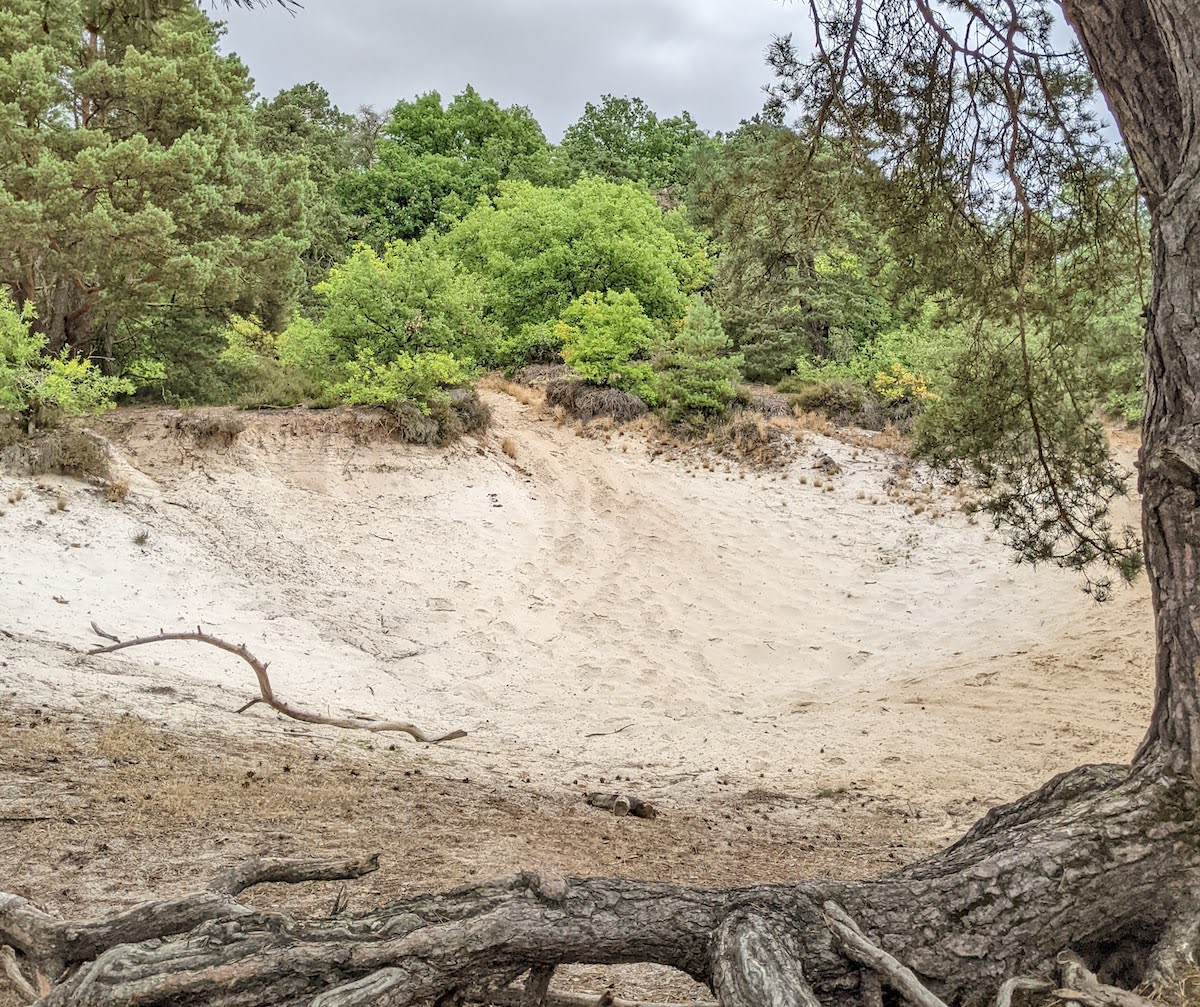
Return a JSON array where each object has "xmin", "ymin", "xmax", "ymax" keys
[{"xmin": 217, "ymin": 0, "xmax": 805, "ymax": 139}]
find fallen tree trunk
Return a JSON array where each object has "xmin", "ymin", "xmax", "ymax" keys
[{"xmin": 2, "ymin": 757, "xmax": 1194, "ymax": 1007}]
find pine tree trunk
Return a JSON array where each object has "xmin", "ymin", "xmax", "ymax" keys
[{"xmin": 1136, "ymin": 175, "xmax": 1200, "ymax": 779}]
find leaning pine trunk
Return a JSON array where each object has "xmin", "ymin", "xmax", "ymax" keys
[{"xmin": 1137, "ymin": 173, "xmax": 1200, "ymax": 780}]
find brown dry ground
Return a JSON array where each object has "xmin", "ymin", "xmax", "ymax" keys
[{"xmin": 0, "ymin": 702, "xmax": 935, "ymax": 1004}]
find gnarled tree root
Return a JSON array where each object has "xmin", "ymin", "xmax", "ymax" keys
[
  {"xmin": 86, "ymin": 625, "xmax": 467, "ymax": 743},
  {"xmin": 2, "ymin": 759, "xmax": 1197, "ymax": 1007}
]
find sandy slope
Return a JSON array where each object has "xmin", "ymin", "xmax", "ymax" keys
[{"xmin": 0, "ymin": 394, "xmax": 1153, "ymax": 838}]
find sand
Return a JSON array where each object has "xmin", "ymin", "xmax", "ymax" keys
[{"xmin": 0, "ymin": 392, "xmax": 1153, "ymax": 842}]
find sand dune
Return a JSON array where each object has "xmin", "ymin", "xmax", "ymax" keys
[{"xmin": 0, "ymin": 394, "xmax": 1153, "ymax": 827}]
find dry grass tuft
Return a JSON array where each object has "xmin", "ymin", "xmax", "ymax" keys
[
  {"xmin": 545, "ymin": 380, "xmax": 648, "ymax": 424},
  {"xmin": 316, "ymin": 408, "xmax": 400, "ymax": 444},
  {"xmin": 791, "ymin": 408, "xmax": 835, "ymax": 437},
  {"xmin": 1, "ymin": 427, "xmax": 111, "ymax": 480},
  {"xmin": 104, "ymin": 479, "xmax": 130, "ymax": 503},
  {"xmin": 501, "ymin": 436, "xmax": 518, "ymax": 459},
  {"xmin": 174, "ymin": 410, "xmax": 247, "ymax": 446},
  {"xmin": 478, "ymin": 374, "xmax": 545, "ymax": 407},
  {"xmin": 1146, "ymin": 966, "xmax": 1200, "ymax": 1007},
  {"xmin": 96, "ymin": 717, "xmax": 157, "ymax": 759},
  {"xmin": 711, "ymin": 414, "xmax": 798, "ymax": 469},
  {"xmin": 746, "ymin": 393, "xmax": 793, "ymax": 419},
  {"xmin": 511, "ymin": 363, "xmax": 571, "ymax": 387},
  {"xmin": 53, "ymin": 490, "xmax": 70, "ymax": 511}
]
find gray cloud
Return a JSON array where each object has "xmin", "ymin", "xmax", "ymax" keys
[{"xmin": 218, "ymin": 0, "xmax": 805, "ymax": 138}]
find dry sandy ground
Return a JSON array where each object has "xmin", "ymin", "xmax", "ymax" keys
[{"xmin": 0, "ymin": 391, "xmax": 1154, "ymax": 1001}]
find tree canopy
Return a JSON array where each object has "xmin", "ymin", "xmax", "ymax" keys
[
  {"xmin": 560, "ymin": 93, "xmax": 711, "ymax": 190},
  {"xmin": 0, "ymin": 0, "xmax": 311, "ymax": 373},
  {"xmin": 338, "ymin": 87, "xmax": 559, "ymax": 246}
]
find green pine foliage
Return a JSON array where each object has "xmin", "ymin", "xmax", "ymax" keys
[
  {"xmin": 654, "ymin": 297, "xmax": 744, "ymax": 423},
  {"xmin": 0, "ymin": 0, "xmax": 310, "ymax": 366}
]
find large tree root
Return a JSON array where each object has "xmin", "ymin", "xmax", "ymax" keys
[
  {"xmin": 85, "ymin": 625, "xmax": 467, "ymax": 743},
  {"xmin": 2, "ymin": 760, "xmax": 1196, "ymax": 1007}
]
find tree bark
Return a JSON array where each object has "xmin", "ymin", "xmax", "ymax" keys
[{"xmin": 1061, "ymin": 2, "xmax": 1200, "ymax": 780}]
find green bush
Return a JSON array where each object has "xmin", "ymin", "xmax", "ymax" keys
[
  {"xmin": 786, "ymin": 379, "xmax": 867, "ymax": 418},
  {"xmin": 655, "ymin": 297, "xmax": 743, "ymax": 423},
  {"xmin": 558, "ymin": 291, "xmax": 659, "ymax": 400},
  {"xmin": 447, "ymin": 176, "xmax": 709, "ymax": 347},
  {"xmin": 316, "ymin": 240, "xmax": 493, "ymax": 364},
  {"xmin": 0, "ymin": 293, "xmax": 131, "ymax": 425},
  {"xmin": 214, "ymin": 314, "xmax": 325, "ymax": 407},
  {"xmin": 332, "ymin": 349, "xmax": 475, "ymax": 413},
  {"xmin": 493, "ymin": 322, "xmax": 565, "ymax": 373}
]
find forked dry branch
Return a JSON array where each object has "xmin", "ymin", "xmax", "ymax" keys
[{"xmin": 85, "ymin": 625, "xmax": 467, "ymax": 743}]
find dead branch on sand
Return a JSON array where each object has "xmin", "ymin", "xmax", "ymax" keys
[{"xmin": 85, "ymin": 625, "xmax": 467, "ymax": 744}]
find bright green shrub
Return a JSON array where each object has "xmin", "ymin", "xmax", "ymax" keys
[
  {"xmin": 276, "ymin": 316, "xmax": 343, "ymax": 383},
  {"xmin": 558, "ymin": 291, "xmax": 659, "ymax": 401},
  {"xmin": 219, "ymin": 314, "xmax": 275, "ymax": 370},
  {"xmin": 315, "ymin": 240, "xmax": 493, "ymax": 364},
  {"xmin": 332, "ymin": 349, "xmax": 475, "ymax": 412},
  {"xmin": 212, "ymin": 313, "xmax": 323, "ymax": 407},
  {"xmin": 872, "ymin": 363, "xmax": 936, "ymax": 402},
  {"xmin": 0, "ymin": 293, "xmax": 131, "ymax": 424},
  {"xmin": 655, "ymin": 297, "xmax": 744, "ymax": 422},
  {"xmin": 493, "ymin": 322, "xmax": 565, "ymax": 373},
  {"xmin": 446, "ymin": 176, "xmax": 709, "ymax": 346}
]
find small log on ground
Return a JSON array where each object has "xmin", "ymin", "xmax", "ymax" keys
[{"xmin": 585, "ymin": 793, "xmax": 658, "ymax": 820}]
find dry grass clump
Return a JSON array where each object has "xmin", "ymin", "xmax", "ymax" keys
[
  {"xmin": 478, "ymin": 374, "xmax": 543, "ymax": 407},
  {"xmin": 711, "ymin": 414, "xmax": 798, "ymax": 468},
  {"xmin": 316, "ymin": 392, "xmax": 491, "ymax": 448},
  {"xmin": 0, "ymin": 426, "xmax": 111, "ymax": 480},
  {"xmin": 316, "ymin": 408, "xmax": 401, "ymax": 443},
  {"xmin": 545, "ymin": 380, "xmax": 648, "ymax": 423},
  {"xmin": 1146, "ymin": 967, "xmax": 1200, "ymax": 1007},
  {"xmin": 791, "ymin": 407, "xmax": 836, "ymax": 438},
  {"xmin": 173, "ymin": 409, "xmax": 247, "ymax": 446},
  {"xmin": 446, "ymin": 388, "xmax": 491, "ymax": 434},
  {"xmin": 390, "ymin": 403, "xmax": 441, "ymax": 445},
  {"xmin": 744, "ymin": 393, "xmax": 793, "ymax": 419},
  {"xmin": 501, "ymin": 437, "xmax": 518, "ymax": 459},
  {"xmin": 512, "ymin": 363, "xmax": 571, "ymax": 387},
  {"xmin": 392, "ymin": 390, "xmax": 492, "ymax": 446},
  {"xmin": 845, "ymin": 422, "xmax": 910, "ymax": 454}
]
